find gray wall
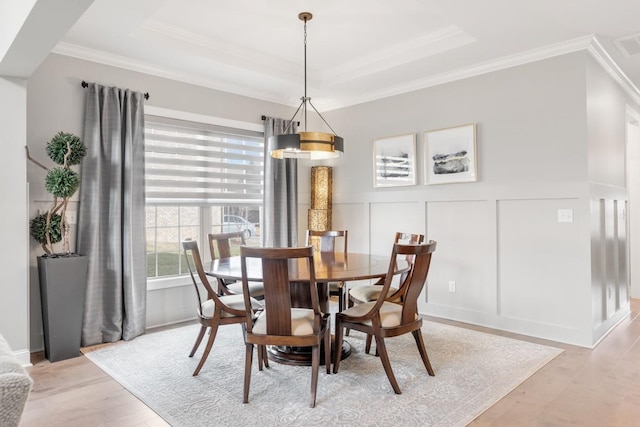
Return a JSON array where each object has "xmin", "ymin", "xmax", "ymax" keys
[
  {"xmin": 25, "ymin": 50, "xmax": 635, "ymax": 350},
  {"xmin": 26, "ymin": 53, "xmax": 295, "ymax": 350},
  {"xmin": 298, "ymin": 52, "xmax": 634, "ymax": 347}
]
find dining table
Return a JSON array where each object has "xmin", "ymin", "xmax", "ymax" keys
[{"xmin": 206, "ymin": 250, "xmax": 408, "ymax": 366}]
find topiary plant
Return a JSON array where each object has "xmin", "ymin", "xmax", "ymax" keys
[{"xmin": 27, "ymin": 132, "xmax": 87, "ymax": 255}]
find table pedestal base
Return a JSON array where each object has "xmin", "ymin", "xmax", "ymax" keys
[{"xmin": 267, "ymin": 336, "xmax": 351, "ymax": 366}]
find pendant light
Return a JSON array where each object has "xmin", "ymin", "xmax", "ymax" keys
[{"xmin": 269, "ymin": 12, "xmax": 344, "ymax": 160}]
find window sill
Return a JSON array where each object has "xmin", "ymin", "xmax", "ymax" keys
[{"xmin": 147, "ymin": 275, "xmax": 192, "ymax": 291}]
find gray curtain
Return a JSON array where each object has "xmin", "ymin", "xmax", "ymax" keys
[
  {"xmin": 263, "ymin": 117, "xmax": 298, "ymax": 247},
  {"xmin": 78, "ymin": 83, "xmax": 147, "ymax": 346}
]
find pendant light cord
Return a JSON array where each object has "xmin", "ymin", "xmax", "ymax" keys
[
  {"xmin": 303, "ymin": 15, "xmax": 308, "ymax": 132},
  {"xmin": 281, "ymin": 12, "xmax": 339, "ymax": 137}
]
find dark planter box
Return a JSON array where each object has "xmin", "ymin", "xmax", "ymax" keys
[{"xmin": 38, "ymin": 255, "xmax": 88, "ymax": 362}]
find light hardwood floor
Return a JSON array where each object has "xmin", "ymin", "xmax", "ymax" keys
[{"xmin": 21, "ymin": 299, "xmax": 640, "ymax": 426}]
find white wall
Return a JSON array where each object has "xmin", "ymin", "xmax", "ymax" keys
[
  {"xmin": 0, "ymin": 77, "xmax": 30, "ymax": 363},
  {"xmin": 627, "ymin": 109, "xmax": 640, "ymax": 299}
]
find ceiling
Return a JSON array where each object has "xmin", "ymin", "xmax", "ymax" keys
[{"xmin": 54, "ymin": 0, "xmax": 640, "ymax": 111}]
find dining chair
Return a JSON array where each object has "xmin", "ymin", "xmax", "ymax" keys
[
  {"xmin": 348, "ymin": 232, "xmax": 424, "ymax": 307},
  {"xmin": 305, "ymin": 229, "xmax": 348, "ymax": 312},
  {"xmin": 333, "ymin": 241, "xmax": 437, "ymax": 394},
  {"xmin": 346, "ymin": 232, "xmax": 424, "ymax": 346},
  {"xmin": 182, "ymin": 239, "xmax": 263, "ymax": 376},
  {"xmin": 208, "ymin": 231, "xmax": 264, "ymax": 299},
  {"xmin": 240, "ymin": 246, "xmax": 331, "ymax": 408}
]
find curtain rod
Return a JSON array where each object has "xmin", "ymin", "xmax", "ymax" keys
[
  {"xmin": 81, "ymin": 81, "xmax": 149, "ymax": 100},
  {"xmin": 261, "ymin": 115, "xmax": 300, "ymax": 126}
]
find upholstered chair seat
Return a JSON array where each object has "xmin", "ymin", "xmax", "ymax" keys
[
  {"xmin": 349, "ymin": 285, "xmax": 399, "ymax": 304},
  {"xmin": 252, "ymin": 308, "xmax": 316, "ymax": 336},
  {"xmin": 337, "ymin": 301, "xmax": 417, "ymax": 328},
  {"xmin": 225, "ymin": 281, "xmax": 265, "ymax": 298},
  {"xmin": 201, "ymin": 294, "xmax": 262, "ymax": 318}
]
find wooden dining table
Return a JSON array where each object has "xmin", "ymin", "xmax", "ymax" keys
[{"xmin": 206, "ymin": 251, "xmax": 408, "ymax": 366}]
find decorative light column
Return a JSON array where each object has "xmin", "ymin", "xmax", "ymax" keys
[{"xmin": 308, "ymin": 166, "xmax": 332, "ymax": 233}]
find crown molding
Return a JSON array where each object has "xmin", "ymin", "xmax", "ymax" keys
[
  {"xmin": 51, "ymin": 42, "xmax": 291, "ymax": 105},
  {"xmin": 587, "ymin": 37, "xmax": 640, "ymax": 106}
]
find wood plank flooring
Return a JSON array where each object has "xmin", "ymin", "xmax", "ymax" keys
[{"xmin": 21, "ymin": 299, "xmax": 640, "ymax": 426}]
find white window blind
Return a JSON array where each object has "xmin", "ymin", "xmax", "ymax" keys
[{"xmin": 145, "ymin": 115, "xmax": 264, "ymax": 205}]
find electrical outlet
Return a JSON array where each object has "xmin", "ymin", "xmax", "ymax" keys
[
  {"xmin": 557, "ymin": 209, "xmax": 573, "ymax": 223},
  {"xmin": 448, "ymin": 280, "xmax": 456, "ymax": 292}
]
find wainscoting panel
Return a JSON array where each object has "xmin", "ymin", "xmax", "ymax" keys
[
  {"xmin": 617, "ymin": 200, "xmax": 629, "ymax": 307},
  {"xmin": 333, "ymin": 202, "xmax": 368, "ymax": 253},
  {"xmin": 425, "ymin": 200, "xmax": 496, "ymax": 315},
  {"xmin": 369, "ymin": 201, "xmax": 424, "ymax": 256},
  {"xmin": 590, "ymin": 197, "xmax": 629, "ymax": 330},
  {"xmin": 497, "ymin": 198, "xmax": 584, "ymax": 328}
]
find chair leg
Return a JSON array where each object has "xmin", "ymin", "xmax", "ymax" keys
[
  {"xmin": 412, "ymin": 330, "xmax": 435, "ymax": 376},
  {"xmin": 345, "ymin": 296, "xmax": 353, "ymax": 336},
  {"xmin": 338, "ymin": 285, "xmax": 344, "ymax": 312},
  {"xmin": 310, "ymin": 344, "xmax": 320, "ymax": 408},
  {"xmin": 258, "ymin": 344, "xmax": 264, "ymax": 371},
  {"xmin": 332, "ymin": 318, "xmax": 344, "ymax": 374},
  {"xmin": 375, "ymin": 335, "xmax": 401, "ymax": 394},
  {"xmin": 324, "ymin": 320, "xmax": 331, "ymax": 374},
  {"xmin": 243, "ymin": 343, "xmax": 253, "ymax": 404},
  {"xmin": 365, "ymin": 334, "xmax": 372, "ymax": 354},
  {"xmin": 260, "ymin": 345, "xmax": 270, "ymax": 369},
  {"xmin": 189, "ymin": 325, "xmax": 207, "ymax": 357},
  {"xmin": 193, "ymin": 322, "xmax": 219, "ymax": 376}
]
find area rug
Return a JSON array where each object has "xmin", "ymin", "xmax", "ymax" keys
[{"xmin": 84, "ymin": 321, "xmax": 562, "ymax": 427}]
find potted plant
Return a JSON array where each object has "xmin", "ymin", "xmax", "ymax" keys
[{"xmin": 27, "ymin": 131, "xmax": 88, "ymax": 362}]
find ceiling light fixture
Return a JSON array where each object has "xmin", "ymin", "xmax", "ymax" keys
[{"xmin": 270, "ymin": 12, "xmax": 344, "ymax": 160}]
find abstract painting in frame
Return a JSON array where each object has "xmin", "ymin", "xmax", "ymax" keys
[
  {"xmin": 373, "ymin": 133, "xmax": 416, "ymax": 188},
  {"xmin": 424, "ymin": 124, "xmax": 477, "ymax": 185}
]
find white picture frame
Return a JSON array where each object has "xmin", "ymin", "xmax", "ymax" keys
[
  {"xmin": 373, "ymin": 133, "xmax": 417, "ymax": 188},
  {"xmin": 424, "ymin": 124, "xmax": 477, "ymax": 185}
]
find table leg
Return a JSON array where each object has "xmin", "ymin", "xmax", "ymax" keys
[{"xmin": 267, "ymin": 281, "xmax": 352, "ymax": 366}]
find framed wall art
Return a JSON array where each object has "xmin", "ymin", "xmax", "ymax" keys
[
  {"xmin": 373, "ymin": 133, "xmax": 416, "ymax": 188},
  {"xmin": 424, "ymin": 123, "xmax": 477, "ymax": 185}
]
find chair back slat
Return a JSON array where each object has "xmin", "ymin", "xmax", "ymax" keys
[{"xmin": 262, "ymin": 257, "xmax": 294, "ymax": 335}]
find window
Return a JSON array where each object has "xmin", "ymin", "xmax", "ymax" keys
[
  {"xmin": 144, "ymin": 110, "xmax": 264, "ymax": 283},
  {"xmin": 146, "ymin": 206, "xmax": 199, "ymax": 278}
]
